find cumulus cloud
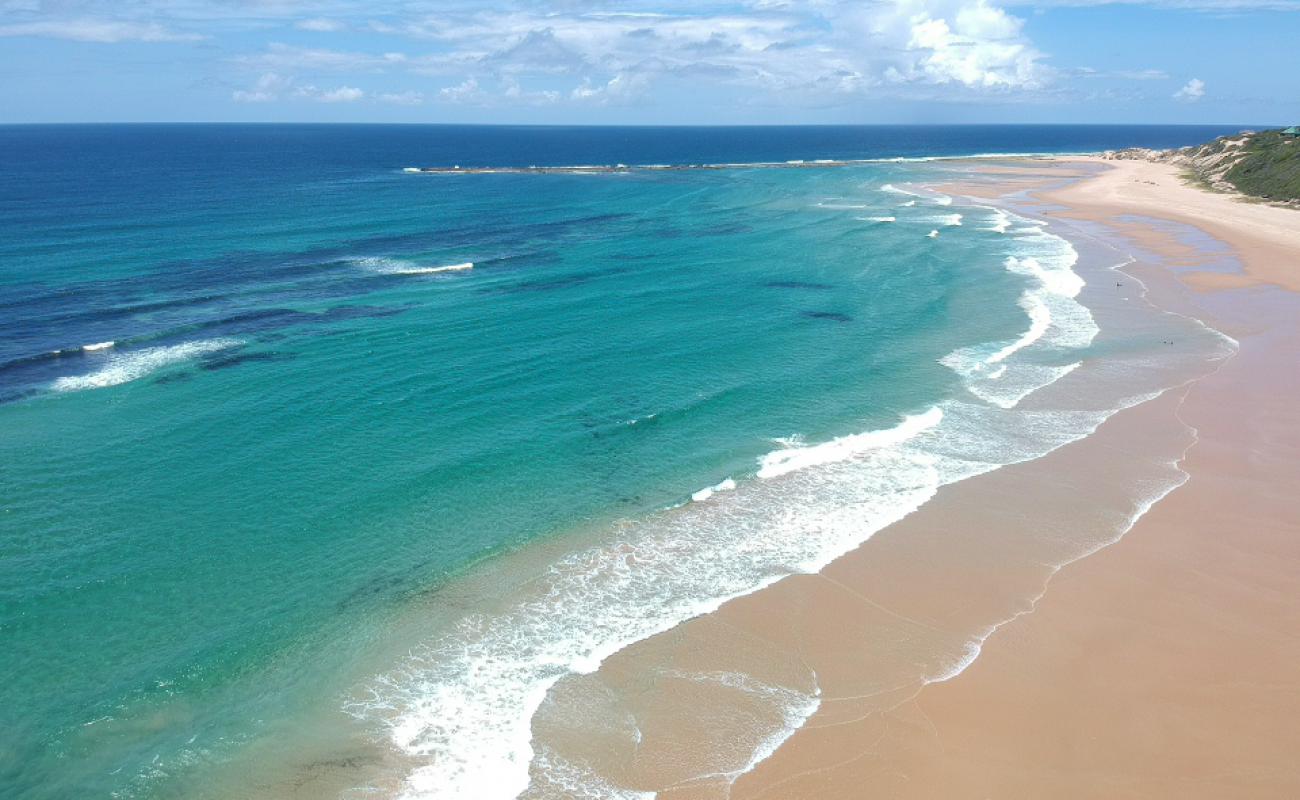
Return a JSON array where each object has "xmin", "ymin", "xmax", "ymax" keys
[
  {"xmin": 861, "ymin": 0, "xmax": 1048, "ymax": 90},
  {"xmin": 310, "ymin": 0, "xmax": 1055, "ymax": 108},
  {"xmin": 439, "ymin": 77, "xmax": 483, "ymax": 102},
  {"xmin": 0, "ymin": 18, "xmax": 202, "ymax": 42},
  {"xmin": 1173, "ymin": 77, "xmax": 1205, "ymax": 102},
  {"xmin": 570, "ymin": 73, "xmax": 647, "ymax": 104}
]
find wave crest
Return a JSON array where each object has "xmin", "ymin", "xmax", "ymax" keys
[{"xmin": 50, "ymin": 339, "xmax": 242, "ymax": 392}]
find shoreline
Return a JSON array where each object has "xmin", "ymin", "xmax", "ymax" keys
[
  {"xmin": 512, "ymin": 157, "xmax": 1297, "ymax": 798},
  {"xmin": 200, "ymin": 156, "xmax": 1295, "ymax": 800},
  {"xmin": 151, "ymin": 152, "xmax": 1129, "ymax": 800},
  {"xmin": 941, "ymin": 155, "xmax": 1300, "ymax": 292},
  {"xmin": 10, "ymin": 125, "xmax": 1292, "ymax": 800},
  {"xmin": 711, "ymin": 158, "xmax": 1300, "ymax": 797}
]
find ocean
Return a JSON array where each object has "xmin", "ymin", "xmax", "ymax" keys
[{"xmin": 0, "ymin": 124, "xmax": 1244, "ymax": 798}]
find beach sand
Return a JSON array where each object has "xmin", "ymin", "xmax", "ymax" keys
[{"xmin": 525, "ymin": 158, "xmax": 1300, "ymax": 798}]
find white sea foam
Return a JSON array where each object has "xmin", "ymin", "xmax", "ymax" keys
[
  {"xmin": 652, "ymin": 670, "xmax": 822, "ymax": 785},
  {"xmin": 983, "ymin": 207, "xmax": 1012, "ymax": 233},
  {"xmin": 941, "ymin": 210, "xmax": 1099, "ymax": 409},
  {"xmin": 355, "ymin": 257, "xmax": 474, "ymax": 276},
  {"xmin": 416, "ymin": 262, "xmax": 474, "ymax": 274},
  {"xmin": 927, "ymin": 230, "xmax": 939, "ymax": 239},
  {"xmin": 757, "ymin": 408, "xmax": 943, "ymax": 479},
  {"xmin": 917, "ymin": 213, "xmax": 963, "ymax": 226},
  {"xmin": 49, "ymin": 338, "xmax": 241, "ymax": 392},
  {"xmin": 858, "ymin": 216, "xmax": 896, "ymax": 223},
  {"xmin": 880, "ymin": 182, "xmax": 953, "ymax": 206},
  {"xmin": 82, "ymin": 341, "xmax": 115, "ymax": 352},
  {"xmin": 691, "ymin": 478, "xmax": 737, "ymax": 503},
  {"xmin": 878, "ymin": 183, "xmax": 941, "ymax": 202},
  {"xmin": 529, "ymin": 749, "xmax": 656, "ymax": 800}
]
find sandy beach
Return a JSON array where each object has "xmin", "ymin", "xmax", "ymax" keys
[
  {"xmin": 520, "ymin": 157, "xmax": 1300, "ymax": 798},
  {"xmin": 861, "ymin": 158, "xmax": 1300, "ymax": 798}
]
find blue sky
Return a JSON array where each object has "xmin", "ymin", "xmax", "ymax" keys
[{"xmin": 1, "ymin": 1, "xmax": 1296, "ymax": 124}]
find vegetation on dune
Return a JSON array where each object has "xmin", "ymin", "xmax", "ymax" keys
[
  {"xmin": 1104, "ymin": 128, "xmax": 1300, "ymax": 205},
  {"xmin": 1221, "ymin": 130, "xmax": 1300, "ymax": 203}
]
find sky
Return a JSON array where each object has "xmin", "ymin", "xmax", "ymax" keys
[{"xmin": 1, "ymin": 1, "xmax": 1296, "ymax": 124}]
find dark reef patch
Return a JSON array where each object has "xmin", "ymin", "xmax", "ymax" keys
[
  {"xmin": 198, "ymin": 351, "xmax": 296, "ymax": 372},
  {"xmin": 802, "ymin": 311, "xmax": 853, "ymax": 323}
]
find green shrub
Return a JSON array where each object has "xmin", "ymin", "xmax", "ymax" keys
[{"xmin": 1223, "ymin": 130, "xmax": 1300, "ymax": 201}]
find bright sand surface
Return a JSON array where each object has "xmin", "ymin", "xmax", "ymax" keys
[{"xmin": 523, "ymin": 158, "xmax": 1300, "ymax": 798}]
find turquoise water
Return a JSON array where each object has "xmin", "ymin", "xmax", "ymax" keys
[{"xmin": 0, "ymin": 125, "xmax": 1243, "ymax": 798}]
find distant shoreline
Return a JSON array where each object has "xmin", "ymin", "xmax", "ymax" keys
[{"xmin": 399, "ymin": 153, "xmax": 1072, "ymax": 175}]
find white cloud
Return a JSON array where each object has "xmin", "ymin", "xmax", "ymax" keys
[
  {"xmin": 295, "ymin": 18, "xmax": 346, "ymax": 33},
  {"xmin": 329, "ymin": 0, "xmax": 1056, "ymax": 108},
  {"xmin": 232, "ymin": 73, "xmax": 364, "ymax": 104},
  {"xmin": 1013, "ymin": 0, "xmax": 1299, "ymax": 9},
  {"xmin": 439, "ymin": 77, "xmax": 482, "ymax": 102},
  {"xmin": 1173, "ymin": 77, "xmax": 1205, "ymax": 101},
  {"xmin": 503, "ymin": 78, "xmax": 560, "ymax": 105},
  {"xmin": 1073, "ymin": 67, "xmax": 1170, "ymax": 80},
  {"xmin": 864, "ymin": 0, "xmax": 1049, "ymax": 90},
  {"xmin": 232, "ymin": 72, "xmax": 292, "ymax": 103},
  {"xmin": 235, "ymin": 43, "xmax": 406, "ymax": 72},
  {"xmin": 45, "ymin": 0, "xmax": 1248, "ymax": 112},
  {"xmin": 318, "ymin": 85, "xmax": 364, "ymax": 102},
  {"xmin": 293, "ymin": 84, "xmax": 365, "ymax": 102},
  {"xmin": 0, "ymin": 18, "xmax": 202, "ymax": 42},
  {"xmin": 570, "ymin": 73, "xmax": 646, "ymax": 104},
  {"xmin": 378, "ymin": 90, "xmax": 425, "ymax": 105}
]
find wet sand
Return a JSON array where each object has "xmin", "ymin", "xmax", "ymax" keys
[
  {"xmin": 830, "ymin": 158, "xmax": 1300, "ymax": 799},
  {"xmin": 525, "ymin": 159, "xmax": 1300, "ymax": 798}
]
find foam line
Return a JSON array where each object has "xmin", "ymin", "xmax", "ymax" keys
[
  {"xmin": 940, "ymin": 209, "xmax": 1099, "ymax": 409},
  {"xmin": 50, "ymin": 339, "xmax": 242, "ymax": 392},
  {"xmin": 354, "ymin": 257, "xmax": 474, "ymax": 276}
]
